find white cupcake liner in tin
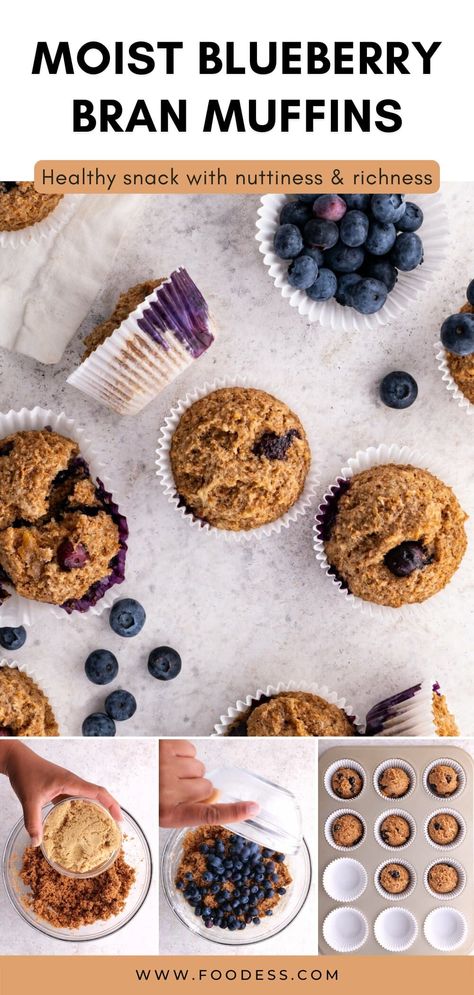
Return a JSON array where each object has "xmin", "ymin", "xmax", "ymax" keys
[
  {"xmin": 324, "ymin": 809, "xmax": 367, "ymax": 853},
  {"xmin": 423, "ymin": 757, "xmax": 466, "ymax": 800},
  {"xmin": 156, "ymin": 376, "xmax": 320, "ymax": 543},
  {"xmin": 322, "ymin": 906, "xmax": 369, "ymax": 952},
  {"xmin": 423, "ymin": 907, "xmax": 468, "ymax": 951},
  {"xmin": 374, "ymin": 860, "xmax": 417, "ymax": 902},
  {"xmin": 0, "ymin": 658, "xmax": 59, "ymax": 735},
  {"xmin": 374, "ymin": 907, "xmax": 418, "ymax": 952},
  {"xmin": 423, "ymin": 808, "xmax": 466, "ymax": 851},
  {"xmin": 0, "ymin": 195, "xmax": 78, "ymax": 250},
  {"xmin": 212, "ymin": 680, "xmax": 364, "ymax": 737},
  {"xmin": 322, "ymin": 858, "xmax": 368, "ymax": 903},
  {"xmin": 373, "ymin": 759, "xmax": 416, "ymax": 802},
  {"xmin": 323, "ymin": 758, "xmax": 366, "ymax": 802},
  {"xmin": 435, "ymin": 339, "xmax": 473, "ymax": 416},
  {"xmin": 374, "ymin": 809, "xmax": 416, "ymax": 851},
  {"xmin": 313, "ymin": 442, "xmax": 467, "ymax": 619},
  {"xmin": 0, "ymin": 406, "xmax": 126, "ymax": 626},
  {"xmin": 256, "ymin": 192, "xmax": 449, "ymax": 333},
  {"xmin": 424, "ymin": 859, "xmax": 466, "ymax": 901}
]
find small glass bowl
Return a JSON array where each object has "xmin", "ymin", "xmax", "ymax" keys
[
  {"xmin": 2, "ymin": 806, "xmax": 152, "ymax": 942},
  {"xmin": 161, "ymin": 827, "xmax": 312, "ymax": 946},
  {"xmin": 40, "ymin": 798, "xmax": 122, "ymax": 879}
]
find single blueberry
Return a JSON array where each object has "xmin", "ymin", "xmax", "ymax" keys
[
  {"xmin": 384, "ymin": 540, "xmax": 432, "ymax": 577},
  {"xmin": 390, "ymin": 232, "xmax": 423, "ymax": 271},
  {"xmin": 297, "ymin": 193, "xmax": 319, "ymax": 203},
  {"xmin": 365, "ymin": 221, "xmax": 397, "ymax": 256},
  {"xmin": 341, "ymin": 194, "xmax": 370, "ymax": 210},
  {"xmin": 85, "ymin": 649, "xmax": 119, "ymax": 685},
  {"xmin": 303, "ymin": 218, "xmax": 339, "ymax": 250},
  {"xmin": 380, "ymin": 371, "xmax": 418, "ymax": 409},
  {"xmin": 287, "ymin": 254, "xmax": 318, "ymax": 290},
  {"xmin": 252, "ymin": 917, "xmax": 261, "ymax": 925},
  {"xmin": 396, "ymin": 201, "xmax": 423, "ymax": 232},
  {"xmin": 0, "ymin": 626, "xmax": 27, "ymax": 651},
  {"xmin": 364, "ymin": 256, "xmax": 398, "ymax": 292},
  {"xmin": 279, "ymin": 200, "xmax": 313, "ymax": 229},
  {"xmin": 313, "ymin": 193, "xmax": 347, "ymax": 222},
  {"xmin": 306, "ymin": 268, "xmax": 337, "ymax": 301},
  {"xmin": 324, "ymin": 243, "xmax": 365, "ymax": 273},
  {"xmin": 299, "ymin": 246, "xmax": 324, "ymax": 267},
  {"xmin": 82, "ymin": 712, "xmax": 116, "ymax": 737},
  {"xmin": 275, "ymin": 854, "xmax": 285, "ymax": 863},
  {"xmin": 440, "ymin": 312, "xmax": 474, "ymax": 356},
  {"xmin": 265, "ymin": 909, "xmax": 274, "ymax": 916},
  {"xmin": 335, "ymin": 273, "xmax": 362, "ymax": 307},
  {"xmin": 109, "ymin": 598, "xmax": 146, "ymax": 638},
  {"xmin": 370, "ymin": 194, "xmax": 406, "ymax": 223},
  {"xmin": 351, "ymin": 278, "xmax": 388, "ymax": 315},
  {"xmin": 339, "ymin": 210, "xmax": 369, "ymax": 247},
  {"xmin": 105, "ymin": 689, "xmax": 137, "ymax": 721},
  {"xmin": 273, "ymin": 223, "xmax": 303, "ymax": 259},
  {"xmin": 277, "ymin": 887, "xmax": 287, "ymax": 895},
  {"xmin": 148, "ymin": 646, "xmax": 182, "ymax": 681}
]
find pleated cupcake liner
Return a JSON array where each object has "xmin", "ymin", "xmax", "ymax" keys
[
  {"xmin": 212, "ymin": 680, "xmax": 363, "ymax": 737},
  {"xmin": 423, "ymin": 808, "xmax": 466, "ymax": 852},
  {"xmin": 435, "ymin": 340, "xmax": 473, "ymax": 415},
  {"xmin": 365, "ymin": 680, "xmax": 446, "ymax": 737},
  {"xmin": 323, "ymin": 758, "xmax": 367, "ymax": 802},
  {"xmin": 0, "ymin": 196, "xmax": 78, "ymax": 249},
  {"xmin": 373, "ymin": 907, "xmax": 418, "ymax": 952},
  {"xmin": 373, "ymin": 758, "xmax": 417, "ymax": 802},
  {"xmin": 324, "ymin": 809, "xmax": 367, "ymax": 853},
  {"xmin": 423, "ymin": 907, "xmax": 468, "ymax": 951},
  {"xmin": 322, "ymin": 858, "xmax": 368, "ymax": 903},
  {"xmin": 422, "ymin": 757, "xmax": 466, "ymax": 800},
  {"xmin": 374, "ymin": 860, "xmax": 417, "ymax": 902},
  {"xmin": 322, "ymin": 907, "xmax": 369, "ymax": 952},
  {"xmin": 424, "ymin": 859, "xmax": 466, "ymax": 901},
  {"xmin": 374, "ymin": 809, "xmax": 416, "ymax": 852}
]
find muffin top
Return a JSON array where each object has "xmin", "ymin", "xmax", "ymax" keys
[
  {"xmin": 380, "ymin": 815, "xmax": 411, "ymax": 847},
  {"xmin": 323, "ymin": 464, "xmax": 467, "ymax": 607},
  {"xmin": 82, "ymin": 280, "xmax": 163, "ymax": 359},
  {"xmin": 0, "ymin": 666, "xmax": 59, "ymax": 736},
  {"xmin": 428, "ymin": 764, "xmax": 459, "ymax": 796},
  {"xmin": 379, "ymin": 863, "xmax": 410, "ymax": 895},
  {"xmin": 331, "ymin": 814, "xmax": 363, "ymax": 847},
  {"xmin": 245, "ymin": 691, "xmax": 355, "ymax": 737},
  {"xmin": 378, "ymin": 766, "xmax": 411, "ymax": 799},
  {"xmin": 427, "ymin": 863, "xmax": 459, "ymax": 894},
  {"xmin": 446, "ymin": 302, "xmax": 474, "ymax": 404},
  {"xmin": 0, "ymin": 181, "xmax": 62, "ymax": 232},
  {"xmin": 331, "ymin": 767, "xmax": 363, "ymax": 799},
  {"xmin": 427, "ymin": 813, "xmax": 459, "ymax": 845},
  {"xmin": 170, "ymin": 387, "xmax": 311, "ymax": 531}
]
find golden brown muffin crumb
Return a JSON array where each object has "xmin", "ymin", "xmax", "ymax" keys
[
  {"xmin": 331, "ymin": 767, "xmax": 363, "ymax": 799},
  {"xmin": 428, "ymin": 764, "xmax": 459, "ymax": 796},
  {"xmin": 245, "ymin": 692, "xmax": 355, "ymax": 737},
  {"xmin": 427, "ymin": 863, "xmax": 459, "ymax": 894},
  {"xmin": 427, "ymin": 813, "xmax": 460, "ymax": 846},
  {"xmin": 379, "ymin": 815, "xmax": 411, "ymax": 847},
  {"xmin": 446, "ymin": 302, "xmax": 474, "ymax": 404},
  {"xmin": 0, "ymin": 182, "xmax": 62, "ymax": 232},
  {"xmin": 0, "ymin": 667, "xmax": 58, "ymax": 736},
  {"xmin": 432, "ymin": 691, "xmax": 460, "ymax": 736},
  {"xmin": 82, "ymin": 280, "xmax": 164, "ymax": 359},
  {"xmin": 331, "ymin": 814, "xmax": 364, "ymax": 847},
  {"xmin": 379, "ymin": 863, "xmax": 411, "ymax": 894},
  {"xmin": 378, "ymin": 766, "xmax": 411, "ymax": 799}
]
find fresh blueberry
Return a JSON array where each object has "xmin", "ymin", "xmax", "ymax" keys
[
  {"xmin": 303, "ymin": 218, "xmax": 339, "ymax": 250},
  {"xmin": 265, "ymin": 909, "xmax": 274, "ymax": 916},
  {"xmin": 396, "ymin": 201, "xmax": 423, "ymax": 232},
  {"xmin": 384, "ymin": 541, "xmax": 432, "ymax": 577},
  {"xmin": 287, "ymin": 254, "xmax": 318, "ymax": 289},
  {"xmin": 467, "ymin": 279, "xmax": 474, "ymax": 307},
  {"xmin": 277, "ymin": 887, "xmax": 287, "ymax": 895},
  {"xmin": 274, "ymin": 854, "xmax": 285, "ymax": 862},
  {"xmin": 351, "ymin": 278, "xmax": 388, "ymax": 315},
  {"xmin": 339, "ymin": 210, "xmax": 369, "ymax": 247},
  {"xmin": 370, "ymin": 194, "xmax": 405, "ymax": 223},
  {"xmin": 204, "ymin": 920, "xmax": 213, "ymax": 928},
  {"xmin": 148, "ymin": 646, "xmax": 182, "ymax": 681},
  {"xmin": 440, "ymin": 312, "xmax": 474, "ymax": 356},
  {"xmin": 364, "ymin": 256, "xmax": 398, "ymax": 292},
  {"xmin": 299, "ymin": 246, "xmax": 324, "ymax": 267},
  {"xmin": 176, "ymin": 879, "xmax": 184, "ymax": 890},
  {"xmin": 325, "ymin": 243, "xmax": 365, "ymax": 274},
  {"xmin": 365, "ymin": 221, "xmax": 397, "ymax": 256},
  {"xmin": 82, "ymin": 712, "xmax": 116, "ymax": 736},
  {"xmin": 262, "ymin": 849, "xmax": 274, "ymax": 858},
  {"xmin": 85, "ymin": 649, "xmax": 119, "ymax": 685},
  {"xmin": 335, "ymin": 273, "xmax": 362, "ymax": 307},
  {"xmin": 279, "ymin": 200, "xmax": 313, "ymax": 229},
  {"xmin": 105, "ymin": 689, "xmax": 137, "ymax": 721},
  {"xmin": 390, "ymin": 232, "xmax": 423, "ymax": 271},
  {"xmin": 380, "ymin": 371, "xmax": 418, "ymax": 409},
  {"xmin": 297, "ymin": 193, "xmax": 319, "ymax": 203},
  {"xmin": 0, "ymin": 626, "xmax": 27, "ymax": 651},
  {"xmin": 313, "ymin": 194, "xmax": 347, "ymax": 222},
  {"xmin": 342, "ymin": 194, "xmax": 370, "ymax": 210},
  {"xmin": 252, "ymin": 917, "xmax": 261, "ymax": 925},
  {"xmin": 109, "ymin": 598, "xmax": 146, "ymax": 637},
  {"xmin": 273, "ymin": 223, "xmax": 303, "ymax": 259},
  {"xmin": 306, "ymin": 268, "xmax": 337, "ymax": 301}
]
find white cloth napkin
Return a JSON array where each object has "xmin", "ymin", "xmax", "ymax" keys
[{"xmin": 0, "ymin": 195, "xmax": 138, "ymax": 364}]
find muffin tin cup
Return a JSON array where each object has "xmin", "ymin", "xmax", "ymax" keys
[
  {"xmin": 435, "ymin": 341, "xmax": 473, "ymax": 416},
  {"xmin": 374, "ymin": 809, "xmax": 416, "ymax": 852},
  {"xmin": 374, "ymin": 907, "xmax": 418, "ymax": 952},
  {"xmin": 323, "ymin": 858, "xmax": 368, "ymax": 903},
  {"xmin": 212, "ymin": 680, "xmax": 365, "ymax": 737},
  {"xmin": 423, "ymin": 757, "xmax": 466, "ymax": 800},
  {"xmin": 0, "ymin": 658, "xmax": 59, "ymax": 736},
  {"xmin": 324, "ymin": 809, "xmax": 367, "ymax": 853},
  {"xmin": 313, "ymin": 442, "xmax": 467, "ymax": 619},
  {"xmin": 322, "ymin": 907, "xmax": 369, "ymax": 952},
  {"xmin": 0, "ymin": 406, "xmax": 126, "ymax": 626},
  {"xmin": 0, "ymin": 195, "xmax": 78, "ymax": 250},
  {"xmin": 374, "ymin": 860, "xmax": 417, "ymax": 902},
  {"xmin": 423, "ymin": 907, "xmax": 468, "ymax": 951},
  {"xmin": 156, "ymin": 376, "xmax": 320, "ymax": 543},
  {"xmin": 373, "ymin": 759, "xmax": 416, "ymax": 802},
  {"xmin": 324, "ymin": 758, "xmax": 366, "ymax": 802},
  {"xmin": 424, "ymin": 859, "xmax": 466, "ymax": 901},
  {"xmin": 256, "ymin": 191, "xmax": 449, "ymax": 333},
  {"xmin": 423, "ymin": 809, "xmax": 466, "ymax": 851}
]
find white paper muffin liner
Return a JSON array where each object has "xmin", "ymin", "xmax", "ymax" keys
[
  {"xmin": 323, "ymin": 758, "xmax": 366, "ymax": 802},
  {"xmin": 423, "ymin": 809, "xmax": 466, "ymax": 851},
  {"xmin": 322, "ymin": 907, "xmax": 369, "ymax": 952},
  {"xmin": 0, "ymin": 195, "xmax": 78, "ymax": 249},
  {"xmin": 256, "ymin": 192, "xmax": 448, "ymax": 332},
  {"xmin": 423, "ymin": 757, "xmax": 466, "ymax": 800},
  {"xmin": 322, "ymin": 858, "xmax": 368, "ymax": 903},
  {"xmin": 324, "ymin": 809, "xmax": 367, "ymax": 853},
  {"xmin": 0, "ymin": 406, "xmax": 126, "ymax": 626},
  {"xmin": 212, "ymin": 680, "xmax": 364, "ymax": 737},
  {"xmin": 374, "ymin": 809, "xmax": 416, "ymax": 851},
  {"xmin": 313, "ymin": 442, "xmax": 467, "ymax": 619},
  {"xmin": 435, "ymin": 339, "xmax": 473, "ymax": 415},
  {"xmin": 373, "ymin": 759, "xmax": 416, "ymax": 802},
  {"xmin": 424, "ymin": 859, "xmax": 466, "ymax": 901},
  {"xmin": 156, "ymin": 377, "xmax": 320, "ymax": 543},
  {"xmin": 0, "ymin": 658, "xmax": 59, "ymax": 735},
  {"xmin": 374, "ymin": 907, "xmax": 418, "ymax": 952},
  {"xmin": 423, "ymin": 907, "xmax": 468, "ymax": 951},
  {"xmin": 374, "ymin": 860, "xmax": 417, "ymax": 901},
  {"xmin": 365, "ymin": 679, "xmax": 449, "ymax": 737},
  {"xmin": 68, "ymin": 267, "xmax": 215, "ymax": 416}
]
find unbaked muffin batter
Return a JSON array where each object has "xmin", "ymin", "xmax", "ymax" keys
[
  {"xmin": 378, "ymin": 766, "xmax": 411, "ymax": 799},
  {"xmin": 379, "ymin": 814, "xmax": 411, "ymax": 847},
  {"xmin": 379, "ymin": 863, "xmax": 411, "ymax": 895},
  {"xmin": 427, "ymin": 863, "xmax": 459, "ymax": 894},
  {"xmin": 428, "ymin": 764, "xmax": 459, "ymax": 796},
  {"xmin": 331, "ymin": 814, "xmax": 364, "ymax": 847},
  {"xmin": 427, "ymin": 813, "xmax": 460, "ymax": 845},
  {"xmin": 42, "ymin": 799, "xmax": 121, "ymax": 874},
  {"xmin": 331, "ymin": 767, "xmax": 363, "ymax": 799}
]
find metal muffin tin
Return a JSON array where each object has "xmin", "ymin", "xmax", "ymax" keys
[{"xmin": 319, "ymin": 745, "xmax": 473, "ymax": 955}]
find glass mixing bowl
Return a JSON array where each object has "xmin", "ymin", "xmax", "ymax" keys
[
  {"xmin": 161, "ymin": 827, "xmax": 312, "ymax": 946},
  {"xmin": 41, "ymin": 797, "xmax": 122, "ymax": 879},
  {"xmin": 2, "ymin": 806, "xmax": 152, "ymax": 942}
]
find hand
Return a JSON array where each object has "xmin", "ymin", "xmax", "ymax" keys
[
  {"xmin": 159, "ymin": 740, "xmax": 260, "ymax": 829},
  {"xmin": 1, "ymin": 742, "xmax": 121, "ymax": 846}
]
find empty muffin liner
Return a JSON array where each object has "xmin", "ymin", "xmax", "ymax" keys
[
  {"xmin": 373, "ymin": 759, "xmax": 416, "ymax": 802},
  {"xmin": 373, "ymin": 907, "xmax": 418, "ymax": 952},
  {"xmin": 322, "ymin": 858, "xmax": 368, "ymax": 902},
  {"xmin": 435, "ymin": 341, "xmax": 473, "ymax": 415},
  {"xmin": 212, "ymin": 680, "xmax": 364, "ymax": 737},
  {"xmin": 0, "ymin": 195, "xmax": 78, "ymax": 250},
  {"xmin": 313, "ymin": 442, "xmax": 467, "ymax": 619},
  {"xmin": 0, "ymin": 658, "xmax": 59, "ymax": 736},
  {"xmin": 423, "ymin": 757, "xmax": 466, "ymax": 800},
  {"xmin": 424, "ymin": 859, "xmax": 466, "ymax": 901},
  {"xmin": 322, "ymin": 907, "xmax": 369, "ymax": 952},
  {"xmin": 374, "ymin": 809, "xmax": 416, "ymax": 852},
  {"xmin": 423, "ymin": 907, "xmax": 468, "ymax": 951},
  {"xmin": 364, "ymin": 679, "xmax": 452, "ymax": 737},
  {"xmin": 0, "ymin": 406, "xmax": 127, "ymax": 626},
  {"xmin": 423, "ymin": 808, "xmax": 466, "ymax": 851},
  {"xmin": 323, "ymin": 758, "xmax": 366, "ymax": 802},
  {"xmin": 156, "ymin": 376, "xmax": 320, "ymax": 543},
  {"xmin": 324, "ymin": 809, "xmax": 367, "ymax": 853},
  {"xmin": 374, "ymin": 860, "xmax": 417, "ymax": 902}
]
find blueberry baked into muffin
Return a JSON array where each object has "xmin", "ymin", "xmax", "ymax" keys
[
  {"xmin": 440, "ymin": 279, "xmax": 474, "ymax": 404},
  {"xmin": 0, "ymin": 182, "xmax": 63, "ymax": 232},
  {"xmin": 0, "ymin": 666, "xmax": 59, "ymax": 736},
  {"xmin": 0, "ymin": 429, "xmax": 127, "ymax": 613},
  {"xmin": 320, "ymin": 464, "xmax": 467, "ymax": 607}
]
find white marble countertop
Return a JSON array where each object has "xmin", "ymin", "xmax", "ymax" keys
[
  {"xmin": 0, "ymin": 183, "xmax": 473, "ymax": 737},
  {"xmin": 0, "ymin": 739, "xmax": 158, "ymax": 955},
  {"xmin": 159, "ymin": 737, "xmax": 317, "ymax": 955}
]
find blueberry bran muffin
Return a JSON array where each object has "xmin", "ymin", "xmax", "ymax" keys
[
  {"xmin": 0, "ymin": 429, "xmax": 127, "ymax": 612},
  {"xmin": 170, "ymin": 387, "xmax": 311, "ymax": 531},
  {"xmin": 322, "ymin": 464, "xmax": 467, "ymax": 607},
  {"xmin": 378, "ymin": 766, "xmax": 411, "ymax": 799},
  {"xmin": 0, "ymin": 666, "xmax": 58, "ymax": 736},
  {"xmin": 225, "ymin": 691, "xmax": 356, "ymax": 737},
  {"xmin": 331, "ymin": 767, "xmax": 363, "ymax": 799},
  {"xmin": 379, "ymin": 863, "xmax": 411, "ymax": 895},
  {"xmin": 82, "ymin": 280, "xmax": 164, "ymax": 360},
  {"xmin": 0, "ymin": 182, "xmax": 62, "ymax": 232},
  {"xmin": 427, "ymin": 813, "xmax": 460, "ymax": 846},
  {"xmin": 427, "ymin": 863, "xmax": 459, "ymax": 894},
  {"xmin": 446, "ymin": 302, "xmax": 474, "ymax": 404},
  {"xmin": 379, "ymin": 814, "xmax": 411, "ymax": 847},
  {"xmin": 331, "ymin": 814, "xmax": 364, "ymax": 847},
  {"xmin": 427, "ymin": 764, "xmax": 459, "ymax": 797}
]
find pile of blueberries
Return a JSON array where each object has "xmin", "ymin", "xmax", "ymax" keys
[
  {"xmin": 177, "ymin": 833, "xmax": 288, "ymax": 932},
  {"xmin": 273, "ymin": 193, "xmax": 424, "ymax": 315},
  {"xmin": 440, "ymin": 278, "xmax": 474, "ymax": 355}
]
